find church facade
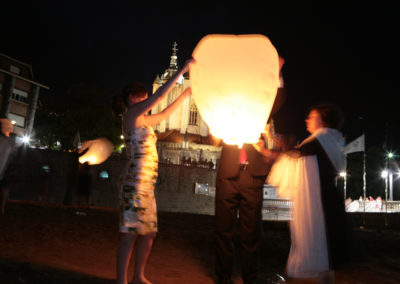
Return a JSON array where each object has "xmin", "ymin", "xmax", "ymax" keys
[{"xmin": 150, "ymin": 43, "xmax": 221, "ymax": 168}]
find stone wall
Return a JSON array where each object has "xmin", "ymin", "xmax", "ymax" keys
[
  {"xmin": 8, "ymin": 148, "xmax": 217, "ymax": 215},
  {"xmin": 156, "ymin": 164, "xmax": 216, "ymax": 215},
  {"xmin": 8, "ymin": 149, "xmax": 400, "ymax": 227}
]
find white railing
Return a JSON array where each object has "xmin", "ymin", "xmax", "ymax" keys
[
  {"xmin": 262, "ymin": 199, "xmax": 293, "ymax": 221},
  {"xmin": 346, "ymin": 200, "xmax": 400, "ymax": 213},
  {"xmin": 262, "ymin": 199, "xmax": 400, "ymax": 221}
]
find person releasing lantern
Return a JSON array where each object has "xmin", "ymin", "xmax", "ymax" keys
[
  {"xmin": 264, "ymin": 103, "xmax": 359, "ymax": 281},
  {"xmin": 192, "ymin": 34, "xmax": 285, "ymax": 283},
  {"xmin": 112, "ymin": 58, "xmax": 194, "ymax": 284}
]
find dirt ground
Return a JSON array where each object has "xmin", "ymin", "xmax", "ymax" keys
[{"xmin": 1, "ymin": 201, "xmax": 400, "ymax": 284}]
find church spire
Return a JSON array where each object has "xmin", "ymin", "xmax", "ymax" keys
[
  {"xmin": 169, "ymin": 41, "xmax": 179, "ymax": 70},
  {"xmin": 160, "ymin": 41, "xmax": 180, "ymax": 81}
]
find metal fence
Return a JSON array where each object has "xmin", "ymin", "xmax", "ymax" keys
[
  {"xmin": 386, "ymin": 201, "xmax": 400, "ymax": 212},
  {"xmin": 262, "ymin": 199, "xmax": 293, "ymax": 221},
  {"xmin": 262, "ymin": 199, "xmax": 400, "ymax": 221},
  {"xmin": 346, "ymin": 200, "xmax": 400, "ymax": 213}
]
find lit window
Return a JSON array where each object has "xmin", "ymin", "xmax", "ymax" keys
[
  {"xmin": 10, "ymin": 65, "xmax": 20, "ymax": 74},
  {"xmin": 8, "ymin": 113, "xmax": 25, "ymax": 128},
  {"xmin": 189, "ymin": 104, "xmax": 198, "ymax": 125},
  {"xmin": 11, "ymin": 89, "xmax": 28, "ymax": 104}
]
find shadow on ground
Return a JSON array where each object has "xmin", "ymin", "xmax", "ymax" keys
[
  {"xmin": 1, "ymin": 201, "xmax": 400, "ymax": 284},
  {"xmin": 0, "ymin": 258, "xmax": 115, "ymax": 284}
]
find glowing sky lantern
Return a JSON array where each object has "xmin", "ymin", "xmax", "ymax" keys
[
  {"xmin": 78, "ymin": 138, "xmax": 114, "ymax": 165},
  {"xmin": 190, "ymin": 34, "xmax": 281, "ymax": 146}
]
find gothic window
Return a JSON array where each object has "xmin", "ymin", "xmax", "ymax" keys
[{"xmin": 189, "ymin": 104, "xmax": 198, "ymax": 125}]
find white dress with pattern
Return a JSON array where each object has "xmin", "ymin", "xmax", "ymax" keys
[{"xmin": 119, "ymin": 126, "xmax": 158, "ymax": 235}]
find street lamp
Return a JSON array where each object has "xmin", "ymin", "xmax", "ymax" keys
[
  {"xmin": 389, "ymin": 170, "xmax": 393, "ymax": 201},
  {"xmin": 22, "ymin": 135, "xmax": 30, "ymax": 144}
]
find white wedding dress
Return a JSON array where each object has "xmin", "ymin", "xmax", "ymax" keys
[{"xmin": 267, "ymin": 128, "xmax": 345, "ymax": 278}]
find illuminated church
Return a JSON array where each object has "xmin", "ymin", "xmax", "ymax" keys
[{"xmin": 150, "ymin": 42, "xmax": 221, "ymax": 166}]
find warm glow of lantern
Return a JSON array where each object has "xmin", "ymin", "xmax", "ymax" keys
[
  {"xmin": 190, "ymin": 34, "xmax": 281, "ymax": 146},
  {"xmin": 78, "ymin": 138, "xmax": 114, "ymax": 165}
]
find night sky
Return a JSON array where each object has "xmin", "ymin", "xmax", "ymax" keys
[{"xmin": 2, "ymin": 1, "xmax": 398, "ymax": 150}]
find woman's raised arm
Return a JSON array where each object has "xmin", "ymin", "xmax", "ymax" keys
[
  {"xmin": 132, "ymin": 58, "xmax": 195, "ymax": 116},
  {"xmin": 144, "ymin": 87, "xmax": 192, "ymax": 126}
]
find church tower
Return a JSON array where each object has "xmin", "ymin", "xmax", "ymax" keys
[
  {"xmin": 151, "ymin": 42, "xmax": 209, "ymax": 139},
  {"xmin": 150, "ymin": 43, "xmax": 222, "ymax": 167}
]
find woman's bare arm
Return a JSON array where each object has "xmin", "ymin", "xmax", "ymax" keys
[
  {"xmin": 253, "ymin": 137, "xmax": 281, "ymax": 161},
  {"xmin": 130, "ymin": 58, "xmax": 195, "ymax": 116},
  {"xmin": 144, "ymin": 87, "xmax": 192, "ymax": 126}
]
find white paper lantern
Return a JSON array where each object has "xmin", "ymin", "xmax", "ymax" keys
[
  {"xmin": 79, "ymin": 138, "xmax": 114, "ymax": 165},
  {"xmin": 190, "ymin": 34, "xmax": 280, "ymax": 146}
]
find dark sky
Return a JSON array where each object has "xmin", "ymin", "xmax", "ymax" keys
[{"xmin": 2, "ymin": 1, "xmax": 398, "ymax": 150}]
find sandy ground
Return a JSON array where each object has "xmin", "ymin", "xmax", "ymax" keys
[{"xmin": 1, "ymin": 201, "xmax": 400, "ymax": 284}]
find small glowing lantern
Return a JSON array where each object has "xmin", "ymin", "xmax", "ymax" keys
[
  {"xmin": 190, "ymin": 34, "xmax": 281, "ymax": 146},
  {"xmin": 79, "ymin": 138, "xmax": 114, "ymax": 165}
]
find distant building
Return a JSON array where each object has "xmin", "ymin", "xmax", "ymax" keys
[
  {"xmin": 150, "ymin": 43, "xmax": 221, "ymax": 167},
  {"xmin": 0, "ymin": 53, "xmax": 49, "ymax": 137}
]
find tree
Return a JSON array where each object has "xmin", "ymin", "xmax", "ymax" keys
[{"xmin": 34, "ymin": 83, "xmax": 122, "ymax": 151}]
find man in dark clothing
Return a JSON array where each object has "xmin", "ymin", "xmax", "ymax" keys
[
  {"xmin": 214, "ymin": 142, "xmax": 275, "ymax": 284},
  {"xmin": 214, "ymin": 58, "xmax": 285, "ymax": 284}
]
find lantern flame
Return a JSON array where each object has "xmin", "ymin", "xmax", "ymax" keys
[
  {"xmin": 78, "ymin": 138, "xmax": 114, "ymax": 165},
  {"xmin": 190, "ymin": 34, "xmax": 280, "ymax": 146}
]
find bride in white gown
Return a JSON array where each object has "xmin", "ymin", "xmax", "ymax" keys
[{"xmin": 258, "ymin": 104, "xmax": 352, "ymax": 281}]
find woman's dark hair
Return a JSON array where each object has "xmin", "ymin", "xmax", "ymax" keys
[
  {"xmin": 112, "ymin": 83, "xmax": 147, "ymax": 117},
  {"xmin": 310, "ymin": 103, "xmax": 344, "ymax": 130}
]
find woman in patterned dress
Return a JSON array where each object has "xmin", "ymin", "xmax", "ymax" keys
[{"xmin": 112, "ymin": 58, "xmax": 194, "ymax": 284}]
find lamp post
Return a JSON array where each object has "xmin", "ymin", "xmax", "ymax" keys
[
  {"xmin": 339, "ymin": 171, "xmax": 346, "ymax": 202},
  {"xmin": 385, "ymin": 152, "xmax": 395, "ymax": 201},
  {"xmin": 381, "ymin": 170, "xmax": 388, "ymax": 201},
  {"xmin": 389, "ymin": 170, "xmax": 393, "ymax": 201}
]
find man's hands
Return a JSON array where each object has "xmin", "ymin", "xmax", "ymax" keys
[
  {"xmin": 181, "ymin": 87, "xmax": 192, "ymax": 98},
  {"xmin": 182, "ymin": 58, "xmax": 196, "ymax": 73}
]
